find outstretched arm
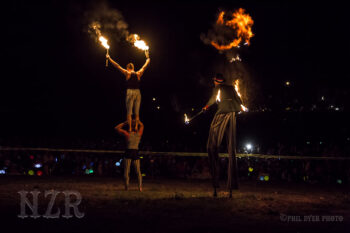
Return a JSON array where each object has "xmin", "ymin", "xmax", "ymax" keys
[
  {"xmin": 114, "ymin": 121, "xmax": 129, "ymax": 138},
  {"xmin": 107, "ymin": 55, "xmax": 128, "ymax": 76},
  {"xmin": 136, "ymin": 52, "xmax": 150, "ymax": 78}
]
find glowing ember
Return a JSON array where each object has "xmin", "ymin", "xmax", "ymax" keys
[
  {"xmin": 234, "ymin": 80, "xmax": 248, "ymax": 112},
  {"xmin": 99, "ymin": 36, "xmax": 110, "ymax": 49},
  {"xmin": 184, "ymin": 114, "xmax": 190, "ymax": 124},
  {"xmin": 211, "ymin": 8, "xmax": 254, "ymax": 51},
  {"xmin": 132, "ymin": 34, "xmax": 149, "ymax": 51},
  {"xmin": 216, "ymin": 89, "xmax": 221, "ymax": 102}
]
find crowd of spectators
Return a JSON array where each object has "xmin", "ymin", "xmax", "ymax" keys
[{"xmin": 0, "ymin": 149, "xmax": 349, "ymax": 185}]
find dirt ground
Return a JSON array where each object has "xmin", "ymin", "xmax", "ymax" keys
[{"xmin": 0, "ymin": 176, "xmax": 349, "ymax": 233}]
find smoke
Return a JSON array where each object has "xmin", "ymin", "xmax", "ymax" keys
[{"xmin": 84, "ymin": 2, "xmax": 129, "ymax": 43}]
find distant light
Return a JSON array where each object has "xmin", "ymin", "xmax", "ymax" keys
[
  {"xmin": 321, "ymin": 96, "xmax": 325, "ymax": 101},
  {"xmin": 115, "ymin": 162, "xmax": 121, "ymax": 167},
  {"xmin": 152, "ymin": 97, "xmax": 156, "ymax": 101},
  {"xmin": 28, "ymin": 170, "xmax": 34, "ymax": 176},
  {"xmin": 82, "ymin": 165, "xmax": 87, "ymax": 170},
  {"xmin": 0, "ymin": 170, "xmax": 5, "ymax": 175},
  {"xmin": 157, "ymin": 106, "xmax": 160, "ymax": 109},
  {"xmin": 320, "ymin": 142, "xmax": 323, "ymax": 145},
  {"xmin": 85, "ymin": 169, "xmax": 93, "ymax": 174},
  {"xmin": 285, "ymin": 81, "xmax": 290, "ymax": 86},
  {"xmin": 191, "ymin": 108, "xmax": 194, "ymax": 111},
  {"xmin": 335, "ymin": 107, "xmax": 339, "ymax": 111},
  {"xmin": 55, "ymin": 157, "xmax": 58, "ymax": 163},
  {"xmin": 330, "ymin": 105, "xmax": 334, "ymax": 109},
  {"xmin": 264, "ymin": 175, "xmax": 269, "ymax": 181},
  {"xmin": 29, "ymin": 155, "xmax": 34, "ymax": 160},
  {"xmin": 337, "ymin": 179, "xmax": 342, "ymax": 184},
  {"xmin": 248, "ymin": 167, "xmax": 254, "ymax": 172},
  {"xmin": 34, "ymin": 163, "xmax": 42, "ymax": 168},
  {"xmin": 259, "ymin": 176, "xmax": 264, "ymax": 181},
  {"xmin": 306, "ymin": 141, "xmax": 310, "ymax": 145},
  {"xmin": 37, "ymin": 171, "xmax": 43, "ymax": 176},
  {"xmin": 246, "ymin": 144, "xmax": 252, "ymax": 150},
  {"xmin": 140, "ymin": 156, "xmax": 143, "ymax": 159},
  {"xmin": 142, "ymin": 173, "xmax": 146, "ymax": 177}
]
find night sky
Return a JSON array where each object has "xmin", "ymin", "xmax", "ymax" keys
[{"xmin": 1, "ymin": 0, "xmax": 349, "ymax": 149}]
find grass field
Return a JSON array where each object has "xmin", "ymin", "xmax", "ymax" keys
[{"xmin": 0, "ymin": 176, "xmax": 349, "ymax": 233}]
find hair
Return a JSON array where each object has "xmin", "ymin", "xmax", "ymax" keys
[{"xmin": 126, "ymin": 63, "xmax": 134, "ymax": 70}]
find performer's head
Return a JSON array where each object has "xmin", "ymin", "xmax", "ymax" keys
[
  {"xmin": 213, "ymin": 73, "xmax": 225, "ymax": 86},
  {"xmin": 126, "ymin": 63, "xmax": 134, "ymax": 71}
]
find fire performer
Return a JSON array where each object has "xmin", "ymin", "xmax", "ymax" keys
[
  {"xmin": 115, "ymin": 120, "xmax": 144, "ymax": 192},
  {"xmin": 107, "ymin": 51, "xmax": 150, "ymax": 132},
  {"xmin": 202, "ymin": 73, "xmax": 243, "ymax": 198}
]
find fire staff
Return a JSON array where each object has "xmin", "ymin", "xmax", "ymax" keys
[
  {"xmin": 107, "ymin": 51, "xmax": 150, "ymax": 132},
  {"xmin": 202, "ymin": 73, "xmax": 243, "ymax": 198}
]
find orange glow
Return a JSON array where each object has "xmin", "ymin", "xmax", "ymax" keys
[
  {"xmin": 234, "ymin": 80, "xmax": 248, "ymax": 112},
  {"xmin": 211, "ymin": 8, "xmax": 254, "ymax": 50},
  {"xmin": 99, "ymin": 36, "xmax": 110, "ymax": 49},
  {"xmin": 132, "ymin": 34, "xmax": 149, "ymax": 51},
  {"xmin": 216, "ymin": 89, "xmax": 221, "ymax": 102},
  {"xmin": 184, "ymin": 114, "xmax": 189, "ymax": 124}
]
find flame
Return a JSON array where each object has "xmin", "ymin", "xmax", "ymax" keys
[
  {"xmin": 216, "ymin": 89, "xmax": 221, "ymax": 102},
  {"xmin": 234, "ymin": 80, "xmax": 248, "ymax": 112},
  {"xmin": 184, "ymin": 114, "xmax": 190, "ymax": 124},
  {"xmin": 99, "ymin": 36, "xmax": 110, "ymax": 49},
  {"xmin": 132, "ymin": 34, "xmax": 149, "ymax": 51},
  {"xmin": 230, "ymin": 55, "xmax": 241, "ymax": 63},
  {"xmin": 211, "ymin": 8, "xmax": 254, "ymax": 51}
]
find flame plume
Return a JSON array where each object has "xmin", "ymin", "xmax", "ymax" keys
[
  {"xmin": 234, "ymin": 80, "xmax": 248, "ymax": 112},
  {"xmin": 131, "ymin": 34, "xmax": 149, "ymax": 51},
  {"xmin": 216, "ymin": 89, "xmax": 221, "ymax": 102},
  {"xmin": 211, "ymin": 8, "xmax": 254, "ymax": 51},
  {"xmin": 99, "ymin": 36, "xmax": 110, "ymax": 49},
  {"xmin": 184, "ymin": 114, "xmax": 190, "ymax": 124}
]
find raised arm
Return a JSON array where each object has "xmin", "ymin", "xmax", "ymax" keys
[
  {"xmin": 136, "ymin": 51, "xmax": 150, "ymax": 78},
  {"xmin": 107, "ymin": 55, "xmax": 128, "ymax": 76},
  {"xmin": 114, "ymin": 121, "xmax": 129, "ymax": 138},
  {"xmin": 137, "ymin": 121, "xmax": 144, "ymax": 137}
]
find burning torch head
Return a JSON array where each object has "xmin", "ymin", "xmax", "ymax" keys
[{"xmin": 126, "ymin": 63, "xmax": 134, "ymax": 71}]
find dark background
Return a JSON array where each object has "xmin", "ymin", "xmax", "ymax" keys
[{"xmin": 1, "ymin": 0, "xmax": 349, "ymax": 152}]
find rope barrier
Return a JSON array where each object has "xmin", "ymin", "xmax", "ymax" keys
[{"xmin": 1, "ymin": 146, "xmax": 349, "ymax": 160}]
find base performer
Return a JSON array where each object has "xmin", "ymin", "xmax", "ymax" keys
[{"xmin": 115, "ymin": 120, "xmax": 144, "ymax": 192}]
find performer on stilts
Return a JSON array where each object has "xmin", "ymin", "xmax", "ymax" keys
[
  {"xmin": 107, "ymin": 51, "xmax": 150, "ymax": 132},
  {"xmin": 202, "ymin": 73, "xmax": 243, "ymax": 198}
]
